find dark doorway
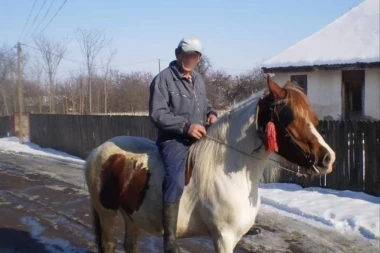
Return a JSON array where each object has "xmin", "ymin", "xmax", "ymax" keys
[{"xmin": 342, "ymin": 70, "xmax": 365, "ymax": 119}]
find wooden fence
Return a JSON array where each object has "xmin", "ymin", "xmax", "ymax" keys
[
  {"xmin": 29, "ymin": 114, "xmax": 157, "ymax": 159},
  {"xmin": 0, "ymin": 116, "xmax": 13, "ymax": 137},
  {"xmin": 29, "ymin": 114, "xmax": 380, "ymax": 196},
  {"xmin": 276, "ymin": 120, "xmax": 380, "ymax": 196}
]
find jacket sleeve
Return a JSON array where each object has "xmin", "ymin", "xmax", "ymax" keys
[
  {"xmin": 149, "ymin": 75, "xmax": 191, "ymax": 135},
  {"xmin": 205, "ymin": 97, "xmax": 218, "ymax": 118}
]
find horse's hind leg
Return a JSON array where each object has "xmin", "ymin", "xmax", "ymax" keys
[
  {"xmin": 92, "ymin": 207, "xmax": 103, "ymax": 252},
  {"xmin": 93, "ymin": 204, "xmax": 118, "ymax": 253},
  {"xmin": 121, "ymin": 211, "xmax": 140, "ymax": 253}
]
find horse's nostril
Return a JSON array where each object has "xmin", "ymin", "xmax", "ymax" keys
[{"xmin": 323, "ymin": 154, "xmax": 331, "ymax": 166}]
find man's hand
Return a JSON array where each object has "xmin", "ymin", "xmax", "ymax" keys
[
  {"xmin": 207, "ymin": 114, "xmax": 218, "ymax": 125},
  {"xmin": 188, "ymin": 124, "xmax": 207, "ymax": 140}
]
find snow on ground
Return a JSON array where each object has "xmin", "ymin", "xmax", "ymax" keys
[
  {"xmin": 260, "ymin": 183, "xmax": 380, "ymax": 240},
  {"xmin": 0, "ymin": 137, "xmax": 86, "ymax": 192},
  {"xmin": 0, "ymin": 137, "xmax": 84, "ymax": 164},
  {"xmin": 1, "ymin": 137, "xmax": 379, "ymax": 242}
]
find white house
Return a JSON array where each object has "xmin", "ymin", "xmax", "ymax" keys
[{"xmin": 262, "ymin": 0, "xmax": 380, "ymax": 120}]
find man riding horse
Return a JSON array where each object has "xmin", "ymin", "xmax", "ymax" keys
[{"xmin": 149, "ymin": 36, "xmax": 218, "ymax": 253}]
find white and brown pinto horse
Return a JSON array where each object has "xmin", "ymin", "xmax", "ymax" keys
[{"xmin": 84, "ymin": 76, "xmax": 336, "ymax": 253}]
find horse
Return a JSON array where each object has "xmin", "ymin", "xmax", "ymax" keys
[{"xmin": 84, "ymin": 75, "xmax": 336, "ymax": 253}]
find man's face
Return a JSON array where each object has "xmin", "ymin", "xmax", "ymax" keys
[{"xmin": 177, "ymin": 50, "xmax": 201, "ymax": 72}]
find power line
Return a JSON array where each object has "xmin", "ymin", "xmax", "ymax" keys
[
  {"xmin": 22, "ymin": 43, "xmax": 157, "ymax": 70},
  {"xmin": 23, "ymin": 43, "xmax": 249, "ymax": 75},
  {"xmin": 18, "ymin": 0, "xmax": 38, "ymax": 41},
  {"xmin": 36, "ymin": 0, "xmax": 68, "ymax": 36},
  {"xmin": 113, "ymin": 59, "xmax": 157, "ymax": 67},
  {"xmin": 158, "ymin": 59, "xmax": 252, "ymax": 72},
  {"xmin": 0, "ymin": 44, "xmax": 17, "ymax": 60},
  {"xmin": 2, "ymin": 45, "xmax": 17, "ymax": 54},
  {"xmin": 213, "ymin": 66, "xmax": 251, "ymax": 72},
  {"xmin": 23, "ymin": 0, "xmax": 48, "ymax": 40},
  {"xmin": 22, "ymin": 42, "xmax": 83, "ymax": 64},
  {"xmin": 31, "ymin": 0, "xmax": 56, "ymax": 37}
]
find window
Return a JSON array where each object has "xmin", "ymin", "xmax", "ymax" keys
[{"xmin": 290, "ymin": 75, "xmax": 308, "ymax": 95}]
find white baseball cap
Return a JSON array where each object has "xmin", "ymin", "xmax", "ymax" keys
[{"xmin": 177, "ymin": 36, "xmax": 203, "ymax": 55}]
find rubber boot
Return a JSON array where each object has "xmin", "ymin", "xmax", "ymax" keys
[{"xmin": 163, "ymin": 201, "xmax": 181, "ymax": 253}]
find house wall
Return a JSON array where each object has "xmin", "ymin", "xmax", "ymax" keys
[
  {"xmin": 272, "ymin": 71, "xmax": 342, "ymax": 119},
  {"xmin": 365, "ymin": 69, "xmax": 380, "ymax": 120}
]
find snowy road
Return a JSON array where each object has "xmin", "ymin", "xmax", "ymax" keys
[{"xmin": 0, "ymin": 151, "xmax": 379, "ymax": 253}]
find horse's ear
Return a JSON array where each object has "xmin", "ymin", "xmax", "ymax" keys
[
  {"xmin": 284, "ymin": 80, "xmax": 292, "ymax": 87},
  {"xmin": 267, "ymin": 74, "xmax": 286, "ymax": 99}
]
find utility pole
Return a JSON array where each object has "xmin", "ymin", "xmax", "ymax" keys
[
  {"xmin": 158, "ymin": 59, "xmax": 161, "ymax": 72},
  {"xmin": 17, "ymin": 42, "xmax": 24, "ymax": 144}
]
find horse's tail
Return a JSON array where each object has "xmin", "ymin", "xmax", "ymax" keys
[{"xmin": 92, "ymin": 206, "xmax": 103, "ymax": 253}]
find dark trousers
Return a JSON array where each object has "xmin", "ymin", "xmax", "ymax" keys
[{"xmin": 158, "ymin": 139, "xmax": 192, "ymax": 202}]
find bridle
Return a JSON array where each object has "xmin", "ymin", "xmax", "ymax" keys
[
  {"xmin": 256, "ymin": 93, "xmax": 319, "ymax": 174},
  {"xmin": 202, "ymin": 92, "xmax": 320, "ymax": 178}
]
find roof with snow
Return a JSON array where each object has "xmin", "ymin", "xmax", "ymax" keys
[{"xmin": 262, "ymin": 0, "xmax": 380, "ymax": 70}]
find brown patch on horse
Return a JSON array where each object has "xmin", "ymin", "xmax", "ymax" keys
[
  {"xmin": 99, "ymin": 154, "xmax": 127, "ymax": 210},
  {"xmin": 283, "ymin": 83, "xmax": 316, "ymax": 124},
  {"xmin": 99, "ymin": 153, "xmax": 150, "ymax": 215},
  {"xmin": 119, "ymin": 161, "xmax": 150, "ymax": 214},
  {"xmin": 282, "ymin": 83, "xmax": 322, "ymax": 154}
]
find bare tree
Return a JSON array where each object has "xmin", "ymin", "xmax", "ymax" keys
[
  {"xmin": 104, "ymin": 71, "xmax": 152, "ymax": 113},
  {"xmin": 79, "ymin": 73, "xmax": 85, "ymax": 114},
  {"xmin": 34, "ymin": 35, "xmax": 68, "ymax": 113},
  {"xmin": 195, "ymin": 55, "xmax": 212, "ymax": 77},
  {"xmin": 76, "ymin": 28, "xmax": 111, "ymax": 114},
  {"xmin": 92, "ymin": 75, "xmax": 103, "ymax": 113},
  {"xmin": 101, "ymin": 48, "xmax": 116, "ymax": 113},
  {"xmin": 226, "ymin": 68, "xmax": 266, "ymax": 104},
  {"xmin": 205, "ymin": 70, "xmax": 232, "ymax": 109},
  {"xmin": 29, "ymin": 60, "xmax": 44, "ymax": 113},
  {"xmin": 56, "ymin": 82, "xmax": 69, "ymax": 114},
  {"xmin": 0, "ymin": 47, "xmax": 16, "ymax": 115},
  {"xmin": 63, "ymin": 71, "xmax": 81, "ymax": 114}
]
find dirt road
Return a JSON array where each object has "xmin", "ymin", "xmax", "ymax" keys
[{"xmin": 0, "ymin": 151, "xmax": 378, "ymax": 253}]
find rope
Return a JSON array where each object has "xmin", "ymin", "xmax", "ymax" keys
[{"xmin": 203, "ymin": 134, "xmax": 310, "ymax": 178}]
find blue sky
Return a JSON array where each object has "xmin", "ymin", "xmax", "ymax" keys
[{"xmin": 1, "ymin": 0, "xmax": 365, "ymax": 77}]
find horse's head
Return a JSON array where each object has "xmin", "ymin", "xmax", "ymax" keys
[{"xmin": 258, "ymin": 75, "xmax": 335, "ymax": 175}]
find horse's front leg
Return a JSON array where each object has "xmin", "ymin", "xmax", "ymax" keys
[{"xmin": 211, "ymin": 230, "xmax": 239, "ymax": 253}]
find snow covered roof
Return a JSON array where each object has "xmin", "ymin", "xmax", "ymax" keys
[{"xmin": 262, "ymin": 0, "xmax": 380, "ymax": 70}]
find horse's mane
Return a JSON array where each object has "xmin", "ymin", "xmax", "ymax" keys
[
  {"xmin": 188, "ymin": 81, "xmax": 314, "ymax": 196},
  {"xmin": 188, "ymin": 91, "xmax": 265, "ymax": 196}
]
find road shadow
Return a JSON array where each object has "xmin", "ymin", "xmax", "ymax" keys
[{"xmin": 0, "ymin": 228, "xmax": 94, "ymax": 253}]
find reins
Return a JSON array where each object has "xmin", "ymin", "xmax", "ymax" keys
[{"xmin": 203, "ymin": 134, "xmax": 310, "ymax": 178}]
